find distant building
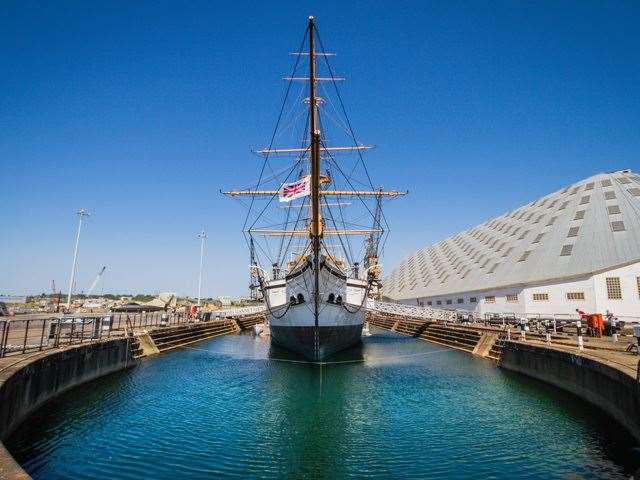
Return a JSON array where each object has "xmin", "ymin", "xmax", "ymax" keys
[
  {"xmin": 218, "ymin": 296, "xmax": 232, "ymax": 307},
  {"xmin": 382, "ymin": 170, "xmax": 640, "ymax": 318}
]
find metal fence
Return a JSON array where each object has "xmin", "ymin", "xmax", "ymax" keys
[
  {"xmin": 366, "ymin": 299, "xmax": 458, "ymax": 322},
  {"xmin": 0, "ymin": 307, "xmax": 266, "ymax": 358}
]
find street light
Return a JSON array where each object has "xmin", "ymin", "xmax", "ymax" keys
[
  {"xmin": 197, "ymin": 230, "xmax": 207, "ymax": 307},
  {"xmin": 66, "ymin": 209, "xmax": 90, "ymax": 309}
]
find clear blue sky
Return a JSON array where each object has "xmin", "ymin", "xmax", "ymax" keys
[{"xmin": 2, "ymin": 0, "xmax": 639, "ymax": 297}]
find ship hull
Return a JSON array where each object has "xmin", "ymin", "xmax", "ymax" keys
[
  {"xmin": 264, "ymin": 261, "xmax": 367, "ymax": 361},
  {"xmin": 270, "ymin": 324, "xmax": 363, "ymax": 361}
]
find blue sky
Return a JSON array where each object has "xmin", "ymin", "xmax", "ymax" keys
[{"xmin": 2, "ymin": 1, "xmax": 639, "ymax": 297}]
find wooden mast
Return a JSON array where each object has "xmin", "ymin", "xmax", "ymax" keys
[{"xmin": 308, "ymin": 16, "xmax": 321, "ymax": 328}]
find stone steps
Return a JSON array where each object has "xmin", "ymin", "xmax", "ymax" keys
[
  {"xmin": 149, "ymin": 320, "xmax": 238, "ymax": 352},
  {"xmin": 368, "ymin": 314, "xmax": 497, "ymax": 356}
]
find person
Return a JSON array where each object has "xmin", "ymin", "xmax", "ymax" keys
[{"xmin": 576, "ymin": 308, "xmax": 593, "ymax": 336}]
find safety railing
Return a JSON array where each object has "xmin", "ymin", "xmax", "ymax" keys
[
  {"xmin": 0, "ymin": 307, "xmax": 266, "ymax": 358},
  {"xmin": 366, "ymin": 299, "xmax": 458, "ymax": 322},
  {"xmin": 482, "ymin": 311, "xmax": 640, "ymax": 327}
]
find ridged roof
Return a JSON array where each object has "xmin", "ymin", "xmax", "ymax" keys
[{"xmin": 383, "ymin": 170, "xmax": 640, "ymax": 300}]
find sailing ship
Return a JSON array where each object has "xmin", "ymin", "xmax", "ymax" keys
[{"xmin": 224, "ymin": 17, "xmax": 405, "ymax": 360}]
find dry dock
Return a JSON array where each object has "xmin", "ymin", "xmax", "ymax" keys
[{"xmin": 1, "ymin": 309, "xmax": 639, "ymax": 478}]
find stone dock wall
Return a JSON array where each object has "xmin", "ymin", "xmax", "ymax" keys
[
  {"xmin": 0, "ymin": 338, "xmax": 134, "ymax": 479},
  {"xmin": 499, "ymin": 340, "xmax": 640, "ymax": 441}
]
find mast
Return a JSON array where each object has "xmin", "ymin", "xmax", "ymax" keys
[{"xmin": 308, "ymin": 16, "xmax": 321, "ymax": 327}]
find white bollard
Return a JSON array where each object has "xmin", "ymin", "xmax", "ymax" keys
[
  {"xmin": 576, "ymin": 320, "xmax": 584, "ymax": 351},
  {"xmin": 546, "ymin": 332, "xmax": 551, "ymax": 344},
  {"xmin": 507, "ymin": 328, "xmax": 511, "ymax": 341}
]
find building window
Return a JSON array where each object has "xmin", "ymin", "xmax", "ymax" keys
[
  {"xmin": 436, "ymin": 300, "xmax": 442, "ymax": 305},
  {"xmin": 457, "ymin": 298, "xmax": 464, "ymax": 304},
  {"xmin": 427, "ymin": 301, "xmax": 432, "ymax": 306},
  {"xmin": 611, "ymin": 221, "xmax": 626, "ymax": 232},
  {"xmin": 560, "ymin": 245, "xmax": 573, "ymax": 256},
  {"xmin": 502, "ymin": 246, "xmax": 514, "ymax": 257},
  {"xmin": 566, "ymin": 292, "xmax": 585, "ymax": 300},
  {"xmin": 606, "ymin": 277, "xmax": 622, "ymax": 299},
  {"xmin": 470, "ymin": 297, "xmax": 477, "ymax": 303},
  {"xmin": 567, "ymin": 227, "xmax": 579, "ymax": 237},
  {"xmin": 585, "ymin": 182, "xmax": 594, "ymax": 190},
  {"xmin": 607, "ymin": 205, "xmax": 621, "ymax": 215},
  {"xmin": 446, "ymin": 299, "xmax": 452, "ymax": 305},
  {"xmin": 506, "ymin": 294, "xmax": 518, "ymax": 302},
  {"xmin": 559, "ymin": 201, "xmax": 569, "ymax": 210},
  {"xmin": 484, "ymin": 296, "xmax": 495, "ymax": 303},
  {"xmin": 546, "ymin": 216, "xmax": 557, "ymax": 226},
  {"xmin": 629, "ymin": 188, "xmax": 640, "ymax": 196},
  {"xmin": 579, "ymin": 195, "xmax": 590, "ymax": 205},
  {"xmin": 601, "ymin": 179, "xmax": 612, "ymax": 187},
  {"xmin": 532, "ymin": 233, "xmax": 544, "ymax": 243},
  {"xmin": 533, "ymin": 293, "xmax": 549, "ymax": 301},
  {"xmin": 604, "ymin": 191, "xmax": 616, "ymax": 200},
  {"xmin": 518, "ymin": 251, "xmax": 531, "ymax": 262},
  {"xmin": 574, "ymin": 210, "xmax": 585, "ymax": 220}
]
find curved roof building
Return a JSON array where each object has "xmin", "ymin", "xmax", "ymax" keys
[{"xmin": 383, "ymin": 170, "xmax": 640, "ymax": 319}]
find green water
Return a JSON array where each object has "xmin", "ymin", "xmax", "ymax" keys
[{"xmin": 7, "ymin": 329, "xmax": 639, "ymax": 479}]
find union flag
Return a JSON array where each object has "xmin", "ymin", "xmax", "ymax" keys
[{"xmin": 279, "ymin": 176, "xmax": 311, "ymax": 202}]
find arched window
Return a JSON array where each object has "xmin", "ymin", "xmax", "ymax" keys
[
  {"xmin": 297, "ymin": 293, "xmax": 305, "ymax": 303},
  {"xmin": 328, "ymin": 293, "xmax": 335, "ymax": 303}
]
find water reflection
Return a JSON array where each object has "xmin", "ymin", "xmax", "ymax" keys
[{"xmin": 7, "ymin": 328, "xmax": 639, "ymax": 480}]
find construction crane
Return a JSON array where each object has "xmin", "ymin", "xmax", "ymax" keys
[
  {"xmin": 51, "ymin": 279, "xmax": 61, "ymax": 312},
  {"xmin": 86, "ymin": 266, "xmax": 106, "ymax": 297}
]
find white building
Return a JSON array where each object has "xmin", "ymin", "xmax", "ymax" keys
[{"xmin": 382, "ymin": 170, "xmax": 640, "ymax": 320}]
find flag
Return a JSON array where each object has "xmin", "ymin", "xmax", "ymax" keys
[{"xmin": 279, "ymin": 175, "xmax": 311, "ymax": 202}]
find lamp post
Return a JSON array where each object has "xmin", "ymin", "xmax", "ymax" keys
[
  {"xmin": 197, "ymin": 230, "xmax": 207, "ymax": 307},
  {"xmin": 66, "ymin": 209, "xmax": 90, "ymax": 309}
]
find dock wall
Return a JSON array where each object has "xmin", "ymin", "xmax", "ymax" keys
[
  {"xmin": 0, "ymin": 339, "xmax": 134, "ymax": 479},
  {"xmin": 499, "ymin": 341, "xmax": 640, "ymax": 441}
]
